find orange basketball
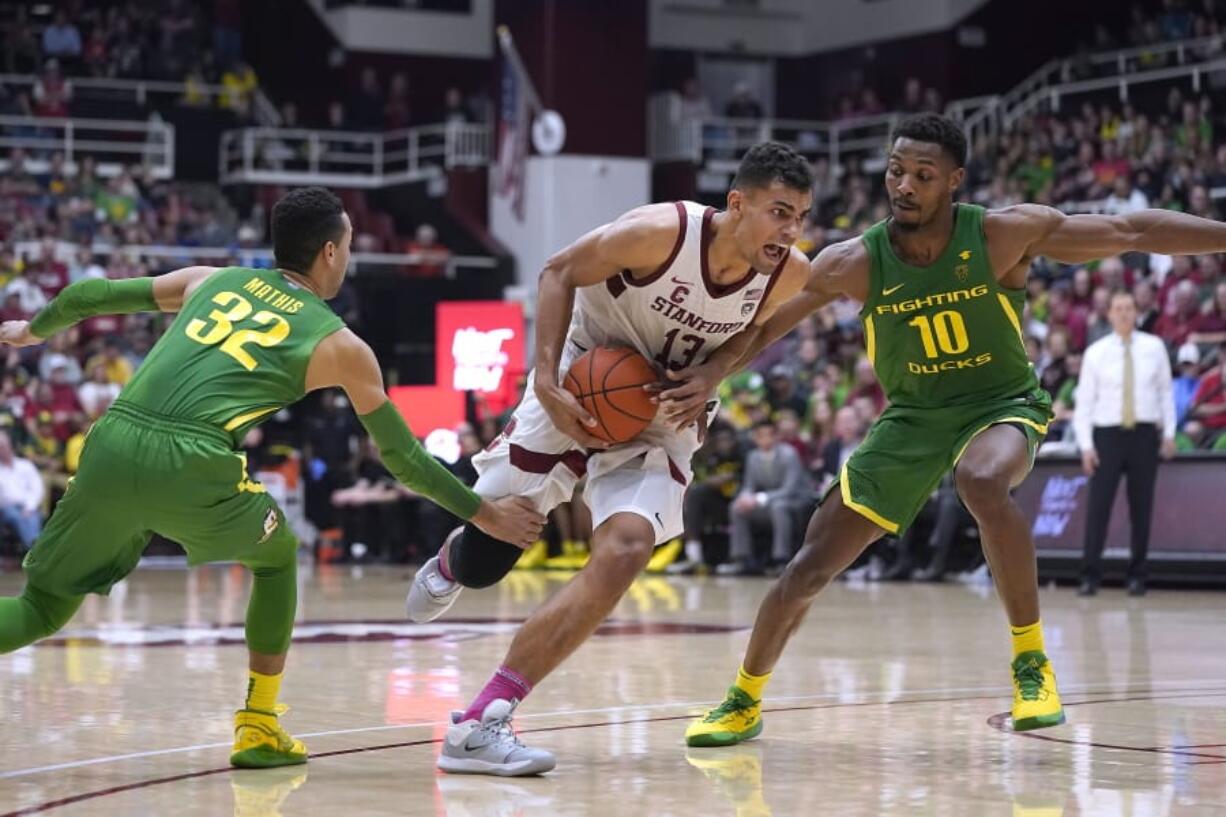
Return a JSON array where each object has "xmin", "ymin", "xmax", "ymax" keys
[{"xmin": 563, "ymin": 346, "xmax": 660, "ymax": 444}]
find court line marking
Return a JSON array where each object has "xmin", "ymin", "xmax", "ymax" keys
[
  {"xmin": 6, "ymin": 684, "xmax": 1226, "ymax": 816},
  {"xmin": 988, "ymin": 688, "xmax": 1226, "ymax": 762},
  {"xmin": 3, "ymin": 678, "xmax": 1225, "ymax": 781}
]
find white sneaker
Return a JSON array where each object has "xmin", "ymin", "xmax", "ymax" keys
[
  {"xmin": 406, "ymin": 529, "xmax": 463, "ymax": 622},
  {"xmin": 438, "ymin": 699, "xmax": 556, "ymax": 777}
]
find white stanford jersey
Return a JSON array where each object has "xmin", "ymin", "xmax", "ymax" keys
[{"xmin": 562, "ymin": 201, "xmax": 786, "ymax": 375}]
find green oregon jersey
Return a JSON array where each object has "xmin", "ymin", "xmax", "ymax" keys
[
  {"xmin": 121, "ymin": 266, "xmax": 345, "ymax": 442},
  {"xmin": 859, "ymin": 204, "xmax": 1039, "ymax": 408}
]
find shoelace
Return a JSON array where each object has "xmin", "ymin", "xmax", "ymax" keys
[
  {"xmin": 1014, "ymin": 660, "xmax": 1045, "ymax": 701},
  {"xmin": 703, "ymin": 690, "xmax": 755, "ymax": 723},
  {"xmin": 482, "ymin": 716, "xmax": 525, "ymax": 747}
]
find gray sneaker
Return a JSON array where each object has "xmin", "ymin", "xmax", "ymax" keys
[
  {"xmin": 437, "ymin": 699, "xmax": 556, "ymax": 777},
  {"xmin": 406, "ymin": 531, "xmax": 463, "ymax": 623}
]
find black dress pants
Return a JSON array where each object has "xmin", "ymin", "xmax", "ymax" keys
[{"xmin": 1081, "ymin": 424, "xmax": 1159, "ymax": 583}]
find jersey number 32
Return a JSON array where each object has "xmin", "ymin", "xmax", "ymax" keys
[{"xmin": 184, "ymin": 291, "xmax": 291, "ymax": 371}]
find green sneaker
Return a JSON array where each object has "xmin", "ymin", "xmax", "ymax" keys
[{"xmin": 685, "ymin": 686, "xmax": 763, "ymax": 748}]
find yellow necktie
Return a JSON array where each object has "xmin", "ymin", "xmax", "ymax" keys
[{"xmin": 1121, "ymin": 337, "xmax": 1136, "ymax": 430}]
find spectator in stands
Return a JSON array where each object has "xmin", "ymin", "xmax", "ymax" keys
[
  {"xmin": 443, "ymin": 87, "xmax": 468, "ymax": 125},
  {"xmin": 815, "ymin": 406, "xmax": 865, "ymax": 493},
  {"xmin": 1173, "ymin": 342, "xmax": 1202, "ymax": 424},
  {"xmin": 1104, "ymin": 174, "xmax": 1150, "ymax": 214},
  {"xmin": 4, "ymin": 265, "xmax": 49, "ymax": 318},
  {"xmin": 1086, "ymin": 286, "xmax": 1114, "ymax": 346},
  {"xmin": 220, "ymin": 60, "xmax": 257, "ymax": 118},
  {"xmin": 725, "ymin": 82, "xmax": 763, "ymax": 119},
  {"xmin": 384, "ymin": 72, "xmax": 410, "ymax": 130},
  {"xmin": 0, "ymin": 430, "xmax": 44, "ymax": 551},
  {"xmin": 679, "ymin": 77, "xmax": 712, "ymax": 122},
  {"xmin": 41, "ymin": 11, "xmax": 82, "ymax": 63},
  {"xmin": 671, "ymin": 422, "xmax": 743, "ymax": 574},
  {"xmin": 28, "ymin": 239, "xmax": 68, "ymax": 300},
  {"xmin": 69, "ymin": 249, "xmax": 106, "ymax": 283},
  {"xmin": 1188, "ymin": 341, "xmax": 1226, "ymax": 445},
  {"xmin": 352, "ymin": 67, "xmax": 385, "ymax": 129},
  {"xmin": 32, "ymin": 60, "xmax": 72, "ymax": 119},
  {"xmin": 403, "ymin": 224, "xmax": 451, "ymax": 278},
  {"xmin": 82, "ymin": 24, "xmax": 110, "ymax": 77},
  {"xmin": 3, "ymin": 8, "xmax": 41, "ymax": 74},
  {"xmin": 1075, "ymin": 291, "xmax": 1176, "ymax": 597},
  {"xmin": 77, "ymin": 361, "xmax": 122, "ymax": 419},
  {"xmin": 1156, "ymin": 279, "xmax": 1202, "ymax": 347},
  {"xmin": 899, "ymin": 77, "xmax": 924, "ymax": 113},
  {"xmin": 718, "ymin": 419, "xmax": 814, "ymax": 576},
  {"xmin": 846, "ymin": 355, "xmax": 885, "ymax": 415},
  {"xmin": 330, "ymin": 436, "xmax": 408, "ymax": 562},
  {"xmin": 85, "ymin": 338, "xmax": 134, "ymax": 386},
  {"xmin": 765, "ymin": 364, "xmax": 806, "ymax": 419},
  {"xmin": 38, "ymin": 333, "xmax": 82, "ymax": 386},
  {"xmin": 1190, "ymin": 281, "xmax": 1226, "ymax": 345}
]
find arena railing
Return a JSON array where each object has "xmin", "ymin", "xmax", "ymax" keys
[
  {"xmin": 42, "ymin": 243, "xmax": 498, "ymax": 280},
  {"xmin": 0, "ymin": 114, "xmax": 174, "ymax": 178},
  {"xmin": 647, "ymin": 97, "xmax": 899, "ymax": 172},
  {"xmin": 0, "ymin": 73, "xmax": 281, "ymax": 126},
  {"xmin": 956, "ymin": 34, "xmax": 1225, "ymax": 144},
  {"xmin": 218, "ymin": 122, "xmax": 491, "ymax": 187}
]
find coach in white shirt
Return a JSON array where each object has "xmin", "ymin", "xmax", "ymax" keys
[{"xmin": 1073, "ymin": 290, "xmax": 1176, "ymax": 597}]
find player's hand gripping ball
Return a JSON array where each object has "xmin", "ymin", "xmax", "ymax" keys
[{"xmin": 563, "ymin": 346, "xmax": 660, "ymax": 444}]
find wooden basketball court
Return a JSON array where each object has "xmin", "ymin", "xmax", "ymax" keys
[{"xmin": 1, "ymin": 564, "xmax": 1224, "ymax": 816}]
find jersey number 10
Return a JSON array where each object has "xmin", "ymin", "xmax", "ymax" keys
[
  {"xmin": 185, "ymin": 291, "xmax": 292, "ymax": 371},
  {"xmin": 907, "ymin": 311, "xmax": 970, "ymax": 359}
]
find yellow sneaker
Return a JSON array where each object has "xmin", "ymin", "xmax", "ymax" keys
[
  {"xmin": 1011, "ymin": 651, "xmax": 1066, "ymax": 731},
  {"xmin": 685, "ymin": 686, "xmax": 763, "ymax": 748},
  {"xmin": 513, "ymin": 540, "xmax": 548, "ymax": 570},
  {"xmin": 645, "ymin": 538, "xmax": 683, "ymax": 573},
  {"xmin": 543, "ymin": 540, "xmax": 589, "ymax": 571},
  {"xmin": 231, "ymin": 706, "xmax": 308, "ymax": 768}
]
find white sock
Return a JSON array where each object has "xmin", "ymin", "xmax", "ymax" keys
[{"xmin": 684, "ymin": 540, "xmax": 703, "ymax": 562}]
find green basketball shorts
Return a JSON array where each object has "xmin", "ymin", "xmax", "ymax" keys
[
  {"xmin": 831, "ymin": 387, "xmax": 1053, "ymax": 534},
  {"xmin": 22, "ymin": 400, "xmax": 296, "ymax": 597}
]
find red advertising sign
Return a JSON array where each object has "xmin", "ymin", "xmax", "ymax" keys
[{"xmin": 435, "ymin": 301, "xmax": 525, "ymax": 415}]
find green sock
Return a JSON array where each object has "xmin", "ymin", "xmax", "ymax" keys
[
  {"xmin": 1010, "ymin": 620, "xmax": 1045, "ymax": 658},
  {"xmin": 734, "ymin": 665, "xmax": 771, "ymax": 701}
]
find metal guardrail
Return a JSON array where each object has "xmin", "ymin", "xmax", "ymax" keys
[
  {"xmin": 218, "ymin": 122, "xmax": 491, "ymax": 187},
  {"xmin": 0, "ymin": 113, "xmax": 174, "ymax": 178},
  {"xmin": 957, "ymin": 34, "xmax": 1226, "ymax": 144},
  {"xmin": 648, "ymin": 95, "xmax": 899, "ymax": 171},
  {"xmin": 32, "ymin": 243, "xmax": 498, "ymax": 279},
  {"xmin": 0, "ymin": 73, "xmax": 280, "ymax": 126}
]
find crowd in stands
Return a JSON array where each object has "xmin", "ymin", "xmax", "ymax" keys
[{"xmin": 0, "ymin": 0, "xmax": 258, "ymax": 122}]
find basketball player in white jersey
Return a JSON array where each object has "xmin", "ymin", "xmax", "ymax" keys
[{"xmin": 407, "ymin": 142, "xmax": 814, "ymax": 775}]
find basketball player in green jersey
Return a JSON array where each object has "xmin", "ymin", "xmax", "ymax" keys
[
  {"xmin": 677, "ymin": 112, "xmax": 1226, "ymax": 744},
  {"xmin": 0, "ymin": 187, "xmax": 543, "ymax": 768}
]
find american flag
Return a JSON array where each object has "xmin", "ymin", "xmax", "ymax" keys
[{"xmin": 495, "ymin": 48, "xmax": 533, "ymax": 221}]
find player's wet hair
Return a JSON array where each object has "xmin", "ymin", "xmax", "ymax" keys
[
  {"xmin": 732, "ymin": 141, "xmax": 814, "ymax": 193},
  {"xmin": 272, "ymin": 186, "xmax": 346, "ymax": 274},
  {"xmin": 891, "ymin": 113, "xmax": 968, "ymax": 167}
]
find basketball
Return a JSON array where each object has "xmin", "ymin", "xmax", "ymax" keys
[{"xmin": 563, "ymin": 346, "xmax": 660, "ymax": 444}]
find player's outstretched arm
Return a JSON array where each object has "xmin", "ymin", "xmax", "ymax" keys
[
  {"xmin": 658, "ymin": 241, "xmax": 866, "ymax": 431},
  {"xmin": 719, "ymin": 239, "xmax": 866, "ymax": 375},
  {"xmin": 305, "ymin": 328, "xmax": 545, "ymax": 547},
  {"xmin": 0, "ymin": 265, "xmax": 218, "ymax": 347},
  {"xmin": 533, "ymin": 204, "xmax": 682, "ymax": 449},
  {"xmin": 993, "ymin": 204, "xmax": 1226, "ymax": 266}
]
